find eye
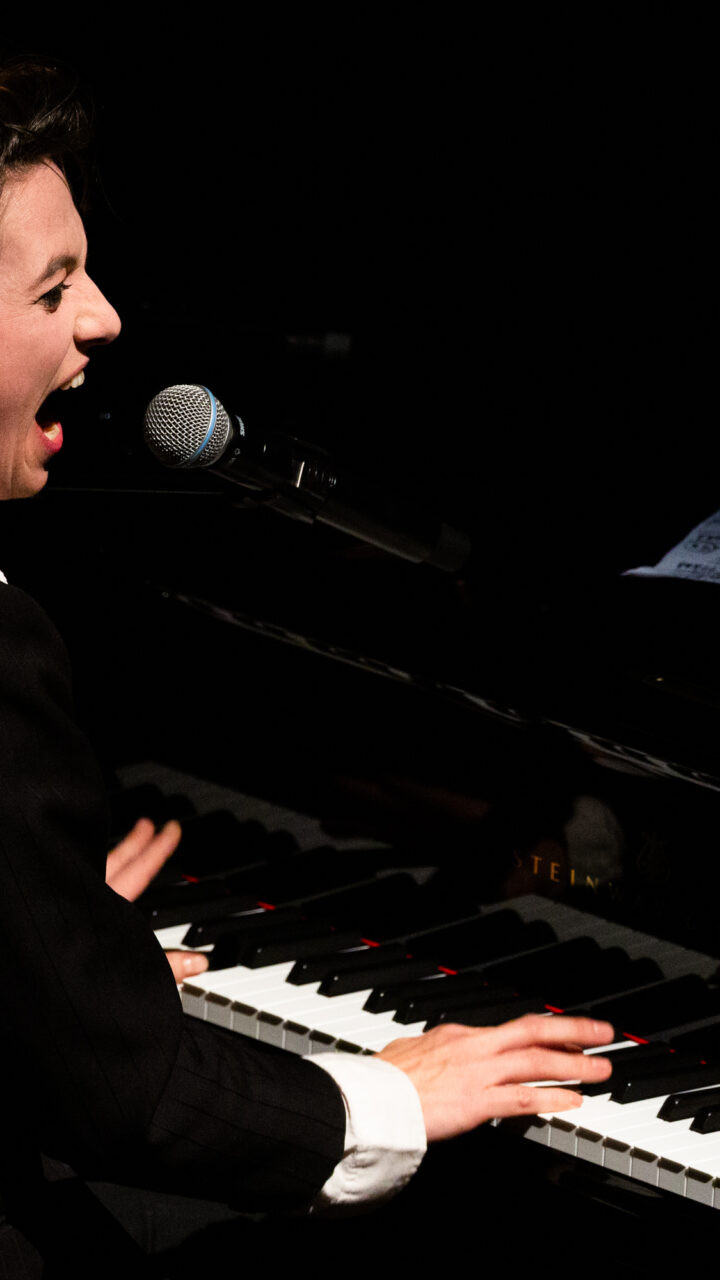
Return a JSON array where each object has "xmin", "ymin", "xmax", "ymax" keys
[{"xmin": 37, "ymin": 282, "xmax": 71, "ymax": 313}]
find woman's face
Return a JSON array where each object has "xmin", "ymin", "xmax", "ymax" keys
[{"xmin": 0, "ymin": 161, "xmax": 120, "ymax": 499}]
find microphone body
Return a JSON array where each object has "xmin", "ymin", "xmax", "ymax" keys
[{"xmin": 144, "ymin": 384, "xmax": 470, "ymax": 572}]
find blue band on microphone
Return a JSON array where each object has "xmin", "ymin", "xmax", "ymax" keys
[{"xmin": 184, "ymin": 387, "xmax": 217, "ymax": 464}]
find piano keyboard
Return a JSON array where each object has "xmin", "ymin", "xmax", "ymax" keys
[
  {"xmin": 154, "ymin": 890, "xmax": 720, "ymax": 1210},
  {"xmin": 506, "ymin": 1074, "xmax": 720, "ymax": 1210}
]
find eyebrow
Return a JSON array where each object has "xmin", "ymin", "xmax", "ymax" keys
[{"xmin": 31, "ymin": 253, "xmax": 80, "ymax": 292}]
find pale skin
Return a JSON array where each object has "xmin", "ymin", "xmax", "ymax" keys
[
  {"xmin": 377, "ymin": 1016, "xmax": 614, "ymax": 1142},
  {"xmin": 4, "ymin": 159, "xmax": 615, "ymax": 1142}
]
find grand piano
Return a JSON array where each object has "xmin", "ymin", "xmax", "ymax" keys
[{"xmin": 8, "ymin": 412, "xmax": 720, "ymax": 1255}]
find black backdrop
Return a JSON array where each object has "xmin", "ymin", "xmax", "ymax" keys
[
  {"xmin": 1, "ymin": 24, "xmax": 716, "ymax": 843},
  {"xmin": 6, "ymin": 24, "xmax": 715, "ymax": 534}
]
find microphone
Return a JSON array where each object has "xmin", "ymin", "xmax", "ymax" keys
[{"xmin": 144, "ymin": 384, "xmax": 470, "ymax": 572}]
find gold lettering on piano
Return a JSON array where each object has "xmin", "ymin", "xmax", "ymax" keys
[{"xmin": 503, "ymin": 840, "xmax": 620, "ymax": 902}]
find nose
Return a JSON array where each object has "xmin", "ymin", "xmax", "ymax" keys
[{"xmin": 74, "ymin": 274, "xmax": 122, "ymax": 348}]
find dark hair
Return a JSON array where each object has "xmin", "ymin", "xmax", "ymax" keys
[{"xmin": 0, "ymin": 56, "xmax": 92, "ymax": 207}]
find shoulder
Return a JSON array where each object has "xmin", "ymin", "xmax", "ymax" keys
[
  {"xmin": 0, "ymin": 580, "xmax": 69, "ymax": 656},
  {"xmin": 0, "ymin": 581, "xmax": 74, "ymax": 720}
]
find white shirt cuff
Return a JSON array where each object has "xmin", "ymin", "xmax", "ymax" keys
[{"xmin": 307, "ymin": 1052, "xmax": 427, "ymax": 1213}]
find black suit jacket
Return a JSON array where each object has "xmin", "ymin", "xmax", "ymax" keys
[{"xmin": 0, "ymin": 584, "xmax": 345, "ymax": 1211}]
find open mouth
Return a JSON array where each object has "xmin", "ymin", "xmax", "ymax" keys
[
  {"xmin": 36, "ymin": 370, "xmax": 86, "ymax": 430},
  {"xmin": 36, "ymin": 390, "xmax": 65, "ymax": 430}
]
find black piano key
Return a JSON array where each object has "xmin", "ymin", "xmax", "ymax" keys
[
  {"xmin": 425, "ymin": 993, "xmax": 548, "ymax": 1028},
  {"xmin": 478, "ymin": 937, "xmax": 602, "ymax": 991},
  {"xmin": 241, "ymin": 847, "xmax": 376, "ymax": 902},
  {"xmin": 171, "ymin": 865, "xmax": 386, "ymax": 936},
  {"xmin": 478, "ymin": 939, "xmax": 610, "ymax": 1007},
  {"xmin": 241, "ymin": 927, "xmax": 366, "ymax": 969},
  {"xmin": 690, "ymin": 1104, "xmax": 720, "ymax": 1133},
  {"xmin": 364, "ymin": 971, "xmax": 486, "ymax": 1014},
  {"xmin": 145, "ymin": 891, "xmax": 263, "ymax": 930},
  {"xmin": 209, "ymin": 920, "xmax": 358, "ymax": 970},
  {"xmin": 671, "ymin": 1020, "xmax": 720, "ymax": 1062},
  {"xmin": 580, "ymin": 1041, "xmax": 669, "ymax": 1096},
  {"xmin": 538, "ymin": 956, "xmax": 664, "ymax": 1011},
  {"xmin": 139, "ymin": 863, "xmax": 284, "ymax": 920},
  {"xmin": 182, "ymin": 905, "xmax": 304, "ymax": 947},
  {"xmin": 142, "ymin": 822, "xmax": 299, "ymax": 898},
  {"xmin": 658, "ymin": 1085, "xmax": 720, "ymax": 1121},
  {"xmin": 141, "ymin": 846, "xmax": 375, "ymax": 924},
  {"xmin": 393, "ymin": 983, "xmax": 521, "ymax": 1024},
  {"xmin": 174, "ymin": 814, "xmax": 298, "ymax": 878},
  {"xmin": 388, "ymin": 885, "xmax": 474, "ymax": 936},
  {"xmin": 374, "ymin": 946, "xmax": 660, "ymax": 1024},
  {"xmin": 599, "ymin": 1041, "xmax": 671, "ymax": 1067},
  {"xmin": 580, "ymin": 955, "xmax": 663, "ymax": 1000},
  {"xmin": 580, "ymin": 1078, "xmax": 620, "ymax": 1098},
  {"xmin": 318, "ymin": 956, "xmax": 441, "ymax": 997},
  {"xmin": 611, "ymin": 1057, "xmax": 720, "ymax": 1104},
  {"xmin": 108, "ymin": 785, "xmax": 196, "ymax": 843},
  {"xmin": 406, "ymin": 913, "xmax": 556, "ymax": 968},
  {"xmin": 287, "ymin": 944, "xmax": 409, "ymax": 985},
  {"xmin": 109, "ymin": 783, "xmax": 168, "ymax": 833},
  {"xmin": 578, "ymin": 974, "xmax": 720, "ymax": 1037},
  {"xmin": 300, "ymin": 874, "xmax": 422, "ymax": 937}
]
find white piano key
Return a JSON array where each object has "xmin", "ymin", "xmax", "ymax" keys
[
  {"xmin": 658, "ymin": 1156, "xmax": 688, "ymax": 1197},
  {"xmin": 544, "ymin": 1086, "xmax": 720, "ymax": 1197},
  {"xmin": 277, "ymin": 993, "xmax": 408, "ymax": 1042},
  {"xmin": 547, "ymin": 1117, "xmax": 577, "ymax": 1155},
  {"xmin": 649, "ymin": 1137, "xmax": 720, "ymax": 1202},
  {"xmin": 204, "ymin": 991, "xmax": 235, "ymax": 1030},
  {"xmin": 356, "ymin": 1021, "xmax": 427, "ymax": 1049},
  {"xmin": 154, "ymin": 923, "xmax": 197, "ymax": 951},
  {"xmin": 250, "ymin": 984, "xmax": 374, "ymax": 1020},
  {"xmin": 575, "ymin": 1126, "xmax": 605, "ymax": 1164},
  {"xmin": 230, "ymin": 1001, "xmax": 263, "ymax": 1038},
  {"xmin": 639, "ymin": 1130, "xmax": 720, "ymax": 1171},
  {"xmin": 188, "ymin": 961, "xmax": 295, "ymax": 998},
  {"xmin": 181, "ymin": 962, "xmax": 294, "ymax": 1018},
  {"xmin": 686, "ymin": 1167, "xmax": 717, "ymax": 1206},
  {"xmin": 284, "ymin": 1001, "xmax": 404, "ymax": 1045}
]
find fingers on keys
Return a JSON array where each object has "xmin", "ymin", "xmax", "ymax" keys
[
  {"xmin": 447, "ymin": 1015, "xmax": 614, "ymax": 1088},
  {"xmin": 164, "ymin": 949, "xmax": 209, "ymax": 984},
  {"xmin": 479, "ymin": 1083, "xmax": 586, "ymax": 1117},
  {"xmin": 487, "ymin": 1013, "xmax": 615, "ymax": 1056}
]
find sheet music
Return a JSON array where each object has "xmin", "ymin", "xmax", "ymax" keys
[{"xmin": 625, "ymin": 509, "xmax": 720, "ymax": 584}]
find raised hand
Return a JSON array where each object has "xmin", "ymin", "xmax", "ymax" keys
[{"xmin": 106, "ymin": 817, "xmax": 208, "ymax": 983}]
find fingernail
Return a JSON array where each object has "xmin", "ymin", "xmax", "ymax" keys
[{"xmin": 183, "ymin": 954, "xmax": 208, "ymax": 974}]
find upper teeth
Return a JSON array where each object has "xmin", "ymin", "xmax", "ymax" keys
[{"xmin": 61, "ymin": 371, "xmax": 85, "ymax": 390}]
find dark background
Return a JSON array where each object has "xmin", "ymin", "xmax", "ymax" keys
[
  {"xmin": 5, "ymin": 34, "xmax": 720, "ymax": 1254},
  {"xmin": 1, "ymin": 24, "xmax": 718, "ymax": 915}
]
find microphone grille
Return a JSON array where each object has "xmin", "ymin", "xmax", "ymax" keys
[{"xmin": 143, "ymin": 384, "xmax": 232, "ymax": 467}]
